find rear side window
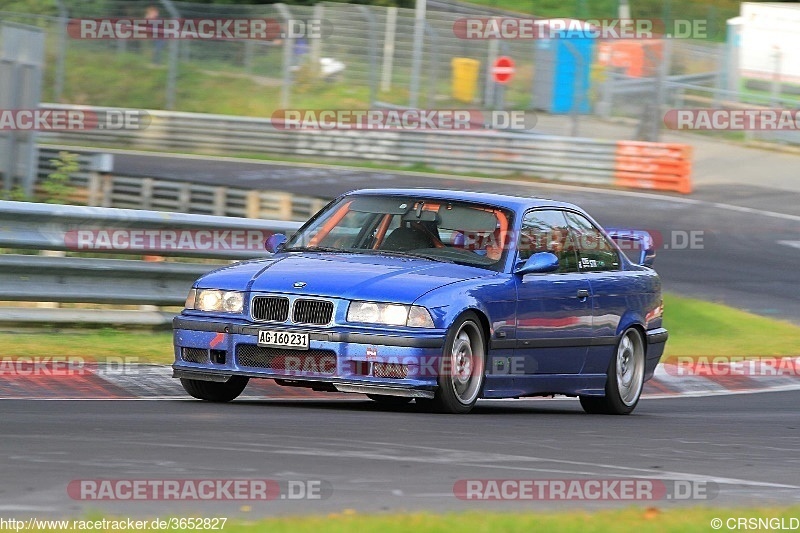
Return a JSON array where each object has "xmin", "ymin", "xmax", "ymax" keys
[
  {"xmin": 564, "ymin": 212, "xmax": 620, "ymax": 272},
  {"xmin": 519, "ymin": 209, "xmax": 579, "ymax": 273}
]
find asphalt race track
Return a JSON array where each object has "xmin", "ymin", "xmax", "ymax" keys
[
  {"xmin": 112, "ymin": 151, "xmax": 800, "ymax": 324},
  {"xmin": 1, "ymin": 392, "xmax": 799, "ymax": 517},
  {"xmin": 2, "ymin": 151, "xmax": 798, "ymax": 520}
]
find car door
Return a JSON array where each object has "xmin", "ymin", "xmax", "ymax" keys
[
  {"xmin": 562, "ymin": 211, "xmax": 629, "ymax": 375},
  {"xmin": 514, "ymin": 209, "xmax": 593, "ymax": 374}
]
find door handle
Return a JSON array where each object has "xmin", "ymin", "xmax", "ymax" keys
[{"xmin": 576, "ymin": 289, "xmax": 590, "ymax": 300}]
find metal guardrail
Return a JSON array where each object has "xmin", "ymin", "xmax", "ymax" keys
[
  {"xmin": 0, "ymin": 200, "xmax": 302, "ymax": 260},
  {"xmin": 38, "ymin": 104, "xmax": 693, "ymax": 193},
  {"xmin": 35, "ymin": 146, "xmax": 330, "ymax": 220},
  {"xmin": 0, "ymin": 201, "xmax": 303, "ymax": 317},
  {"xmin": 0, "ymin": 254, "xmax": 212, "ymax": 306},
  {"xmin": 606, "ymin": 72, "xmax": 719, "ymax": 96},
  {"xmin": 84, "ymin": 174, "xmax": 330, "ymax": 221}
]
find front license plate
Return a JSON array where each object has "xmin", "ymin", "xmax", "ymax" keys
[{"xmin": 257, "ymin": 329, "xmax": 309, "ymax": 350}]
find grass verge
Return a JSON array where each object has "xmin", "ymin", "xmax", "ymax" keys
[
  {"xmin": 661, "ymin": 293, "xmax": 800, "ymax": 361},
  {"xmin": 29, "ymin": 507, "xmax": 800, "ymax": 533},
  {"xmin": 0, "ymin": 293, "xmax": 797, "ymax": 365},
  {"xmin": 0, "ymin": 328, "xmax": 174, "ymax": 364}
]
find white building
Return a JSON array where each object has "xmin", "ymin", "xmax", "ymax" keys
[{"xmin": 737, "ymin": 2, "xmax": 800, "ymax": 83}]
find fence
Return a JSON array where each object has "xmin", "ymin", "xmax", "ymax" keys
[
  {"xmin": 0, "ymin": 1, "xmax": 730, "ymax": 126},
  {"xmin": 40, "ymin": 104, "xmax": 693, "ymax": 194},
  {"xmin": 0, "ymin": 21, "xmax": 45, "ymax": 196},
  {"xmin": 10, "ymin": 1, "xmax": 800, "ymax": 147},
  {"xmin": 0, "ymin": 199, "xmax": 303, "ymax": 324}
]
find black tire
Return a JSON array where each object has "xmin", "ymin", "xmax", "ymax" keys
[
  {"xmin": 580, "ymin": 328, "xmax": 645, "ymax": 415},
  {"xmin": 366, "ymin": 394, "xmax": 413, "ymax": 406},
  {"xmin": 180, "ymin": 376, "xmax": 249, "ymax": 403},
  {"xmin": 426, "ymin": 312, "xmax": 486, "ymax": 414}
]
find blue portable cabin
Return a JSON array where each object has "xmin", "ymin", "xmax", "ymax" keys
[{"xmin": 532, "ymin": 19, "xmax": 596, "ymax": 114}]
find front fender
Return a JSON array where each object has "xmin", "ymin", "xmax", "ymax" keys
[{"xmin": 413, "ymin": 276, "xmax": 517, "ymax": 341}]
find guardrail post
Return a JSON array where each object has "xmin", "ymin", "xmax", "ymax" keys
[
  {"xmin": 278, "ymin": 192, "xmax": 293, "ymax": 220},
  {"xmin": 246, "ymin": 190, "xmax": 261, "ymax": 218},
  {"xmin": 37, "ymin": 250, "xmax": 65, "ymax": 309},
  {"xmin": 213, "ymin": 187, "xmax": 227, "ymax": 216},
  {"xmin": 311, "ymin": 198, "xmax": 328, "ymax": 214},
  {"xmin": 141, "ymin": 178, "xmax": 154, "ymax": 210},
  {"xmin": 101, "ymin": 174, "xmax": 113, "ymax": 207},
  {"xmin": 87, "ymin": 172, "xmax": 100, "ymax": 206},
  {"xmin": 178, "ymin": 182, "xmax": 191, "ymax": 212}
]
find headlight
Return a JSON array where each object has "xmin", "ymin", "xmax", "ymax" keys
[
  {"xmin": 184, "ymin": 288, "xmax": 197, "ymax": 309},
  {"xmin": 347, "ymin": 301, "xmax": 435, "ymax": 328},
  {"xmin": 407, "ymin": 305, "xmax": 435, "ymax": 328},
  {"xmin": 190, "ymin": 289, "xmax": 245, "ymax": 313}
]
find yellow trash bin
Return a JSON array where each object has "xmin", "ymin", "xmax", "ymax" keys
[{"xmin": 452, "ymin": 58, "xmax": 480, "ymax": 103}]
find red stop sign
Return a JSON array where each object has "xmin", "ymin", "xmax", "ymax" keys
[{"xmin": 492, "ymin": 56, "xmax": 515, "ymax": 84}]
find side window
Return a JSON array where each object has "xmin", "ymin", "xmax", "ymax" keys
[
  {"xmin": 519, "ymin": 210, "xmax": 579, "ymax": 273},
  {"xmin": 564, "ymin": 212, "xmax": 620, "ymax": 272}
]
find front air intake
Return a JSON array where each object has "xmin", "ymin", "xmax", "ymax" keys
[
  {"xmin": 292, "ymin": 299, "xmax": 334, "ymax": 325},
  {"xmin": 252, "ymin": 296, "xmax": 290, "ymax": 322}
]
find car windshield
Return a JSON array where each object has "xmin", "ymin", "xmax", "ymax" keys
[{"xmin": 284, "ymin": 194, "xmax": 513, "ymax": 271}]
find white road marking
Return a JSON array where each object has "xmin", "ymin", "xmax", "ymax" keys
[
  {"xmin": 114, "ymin": 437, "xmax": 800, "ymax": 491},
  {"xmin": 0, "ymin": 505, "xmax": 59, "ymax": 512},
  {"xmin": 778, "ymin": 240, "xmax": 800, "ymax": 250}
]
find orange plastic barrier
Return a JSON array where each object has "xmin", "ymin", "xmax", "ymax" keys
[
  {"xmin": 614, "ymin": 141, "xmax": 692, "ymax": 194},
  {"xmin": 597, "ymin": 40, "xmax": 663, "ymax": 78}
]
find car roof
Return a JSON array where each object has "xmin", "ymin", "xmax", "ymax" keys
[{"xmin": 343, "ymin": 188, "xmax": 580, "ymax": 213}]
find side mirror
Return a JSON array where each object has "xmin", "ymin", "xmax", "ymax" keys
[
  {"xmin": 265, "ymin": 234, "xmax": 287, "ymax": 253},
  {"xmin": 515, "ymin": 252, "xmax": 559, "ymax": 275}
]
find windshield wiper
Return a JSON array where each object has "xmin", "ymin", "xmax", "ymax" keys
[
  {"xmin": 359, "ymin": 249, "xmax": 454, "ymax": 263},
  {"xmin": 283, "ymin": 245, "xmax": 350, "ymax": 253}
]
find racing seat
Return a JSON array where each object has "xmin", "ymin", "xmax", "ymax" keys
[{"xmin": 381, "ymin": 224, "xmax": 436, "ymax": 251}]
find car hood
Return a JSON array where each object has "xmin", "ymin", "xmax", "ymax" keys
[{"xmin": 196, "ymin": 253, "xmax": 492, "ymax": 304}]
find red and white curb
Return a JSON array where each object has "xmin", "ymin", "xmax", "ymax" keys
[
  {"xmin": 647, "ymin": 358, "xmax": 800, "ymax": 398},
  {"xmin": 0, "ymin": 362, "xmax": 799, "ymax": 400}
]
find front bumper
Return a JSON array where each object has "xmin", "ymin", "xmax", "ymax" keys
[
  {"xmin": 644, "ymin": 327, "xmax": 668, "ymax": 380},
  {"xmin": 172, "ymin": 315, "xmax": 447, "ymax": 395}
]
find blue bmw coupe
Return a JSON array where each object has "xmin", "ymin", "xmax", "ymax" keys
[{"xmin": 173, "ymin": 189, "xmax": 667, "ymax": 414}]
